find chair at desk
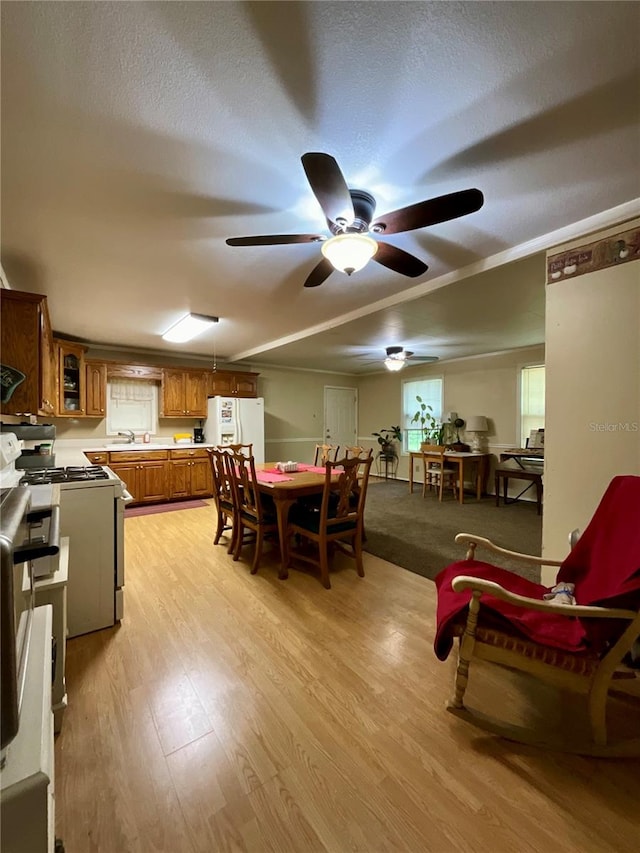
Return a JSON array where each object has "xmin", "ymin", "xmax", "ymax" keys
[{"xmin": 421, "ymin": 445, "xmax": 458, "ymax": 501}]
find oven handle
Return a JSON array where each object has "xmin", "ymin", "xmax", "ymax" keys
[
  {"xmin": 120, "ymin": 488, "xmax": 135, "ymax": 505},
  {"xmin": 14, "ymin": 505, "xmax": 61, "ymax": 562}
]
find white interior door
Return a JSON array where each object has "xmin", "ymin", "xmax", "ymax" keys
[{"xmin": 324, "ymin": 386, "xmax": 357, "ymax": 453}]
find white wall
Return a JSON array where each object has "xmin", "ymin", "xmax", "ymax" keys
[{"xmin": 542, "ymin": 219, "xmax": 640, "ymax": 583}]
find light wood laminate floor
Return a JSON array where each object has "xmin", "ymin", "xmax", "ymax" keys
[{"xmin": 55, "ymin": 502, "xmax": 640, "ymax": 852}]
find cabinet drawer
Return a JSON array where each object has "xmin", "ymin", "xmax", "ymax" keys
[
  {"xmin": 109, "ymin": 450, "xmax": 169, "ymax": 463},
  {"xmin": 85, "ymin": 451, "xmax": 108, "ymax": 465},
  {"xmin": 170, "ymin": 448, "xmax": 209, "ymax": 460}
]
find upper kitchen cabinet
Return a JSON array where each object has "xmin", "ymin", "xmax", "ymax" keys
[
  {"xmin": 54, "ymin": 340, "xmax": 87, "ymax": 416},
  {"xmin": 160, "ymin": 369, "xmax": 208, "ymax": 417},
  {"xmin": 85, "ymin": 360, "xmax": 107, "ymax": 417},
  {"xmin": 209, "ymin": 370, "xmax": 259, "ymax": 398},
  {"xmin": 0, "ymin": 289, "xmax": 56, "ymax": 416}
]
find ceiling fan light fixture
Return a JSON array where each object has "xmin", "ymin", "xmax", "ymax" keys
[
  {"xmin": 384, "ymin": 355, "xmax": 405, "ymax": 372},
  {"xmin": 321, "ymin": 233, "xmax": 378, "ymax": 276},
  {"xmin": 162, "ymin": 313, "xmax": 219, "ymax": 343}
]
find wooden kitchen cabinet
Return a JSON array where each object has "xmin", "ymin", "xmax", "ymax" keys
[
  {"xmin": 161, "ymin": 369, "xmax": 208, "ymax": 417},
  {"xmin": 208, "ymin": 370, "xmax": 259, "ymax": 398},
  {"xmin": 0, "ymin": 289, "xmax": 56, "ymax": 416},
  {"xmin": 55, "ymin": 339, "xmax": 87, "ymax": 417},
  {"xmin": 85, "ymin": 360, "xmax": 107, "ymax": 417},
  {"xmin": 108, "ymin": 450, "xmax": 170, "ymax": 504},
  {"xmin": 169, "ymin": 448, "xmax": 213, "ymax": 498}
]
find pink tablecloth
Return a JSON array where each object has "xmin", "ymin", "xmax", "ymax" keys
[{"xmin": 255, "ymin": 470, "xmax": 294, "ymax": 483}]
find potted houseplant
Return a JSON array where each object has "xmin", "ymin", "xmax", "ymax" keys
[
  {"xmin": 411, "ymin": 396, "xmax": 443, "ymax": 446},
  {"xmin": 372, "ymin": 425, "xmax": 403, "ymax": 457}
]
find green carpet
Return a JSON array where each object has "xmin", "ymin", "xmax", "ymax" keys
[{"xmin": 363, "ymin": 480, "xmax": 543, "ymax": 583}]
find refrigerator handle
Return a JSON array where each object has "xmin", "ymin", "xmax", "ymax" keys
[{"xmin": 236, "ymin": 397, "xmax": 243, "ymax": 444}]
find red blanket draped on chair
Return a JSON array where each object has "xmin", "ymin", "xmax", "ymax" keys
[{"xmin": 434, "ymin": 475, "xmax": 640, "ymax": 661}]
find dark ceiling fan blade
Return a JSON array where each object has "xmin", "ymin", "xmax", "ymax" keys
[
  {"xmin": 226, "ymin": 234, "xmax": 325, "ymax": 246},
  {"xmin": 303, "ymin": 257, "xmax": 334, "ymax": 288},
  {"xmin": 371, "ymin": 188, "xmax": 484, "ymax": 235},
  {"xmin": 301, "ymin": 153, "xmax": 355, "ymax": 225},
  {"xmin": 373, "ymin": 242, "xmax": 428, "ymax": 278}
]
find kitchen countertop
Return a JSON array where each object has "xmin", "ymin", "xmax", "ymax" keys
[{"xmin": 83, "ymin": 443, "xmax": 215, "ymax": 452}]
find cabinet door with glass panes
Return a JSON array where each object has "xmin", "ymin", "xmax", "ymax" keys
[{"xmin": 55, "ymin": 340, "xmax": 87, "ymax": 416}]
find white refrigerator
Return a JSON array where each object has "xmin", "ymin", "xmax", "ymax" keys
[{"xmin": 204, "ymin": 397, "xmax": 265, "ymax": 462}]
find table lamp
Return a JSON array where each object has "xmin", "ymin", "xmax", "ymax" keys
[{"xmin": 466, "ymin": 415, "xmax": 488, "ymax": 452}]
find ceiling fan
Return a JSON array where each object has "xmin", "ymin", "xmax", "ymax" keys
[
  {"xmin": 382, "ymin": 346, "xmax": 439, "ymax": 372},
  {"xmin": 226, "ymin": 152, "xmax": 484, "ymax": 288}
]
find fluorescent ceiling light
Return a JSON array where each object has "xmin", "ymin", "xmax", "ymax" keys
[
  {"xmin": 321, "ymin": 233, "xmax": 378, "ymax": 275},
  {"xmin": 162, "ymin": 313, "xmax": 219, "ymax": 343}
]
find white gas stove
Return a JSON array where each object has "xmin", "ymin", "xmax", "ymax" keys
[
  {"xmin": 1, "ymin": 438, "xmax": 130, "ymax": 637},
  {"xmin": 18, "ymin": 464, "xmax": 124, "ymax": 490}
]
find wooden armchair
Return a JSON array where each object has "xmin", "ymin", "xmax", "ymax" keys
[
  {"xmin": 285, "ymin": 454, "xmax": 373, "ymax": 589},
  {"xmin": 434, "ymin": 475, "xmax": 640, "ymax": 756}
]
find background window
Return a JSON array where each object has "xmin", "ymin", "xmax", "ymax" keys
[
  {"xmin": 402, "ymin": 377, "xmax": 443, "ymax": 452},
  {"xmin": 106, "ymin": 380, "xmax": 158, "ymax": 436},
  {"xmin": 520, "ymin": 365, "xmax": 545, "ymax": 447}
]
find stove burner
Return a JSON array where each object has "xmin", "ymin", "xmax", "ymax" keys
[{"xmin": 19, "ymin": 465, "xmax": 111, "ymax": 485}]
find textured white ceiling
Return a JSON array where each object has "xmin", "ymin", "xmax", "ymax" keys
[{"xmin": 1, "ymin": 2, "xmax": 639, "ymax": 372}]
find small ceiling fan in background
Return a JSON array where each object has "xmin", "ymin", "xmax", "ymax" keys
[
  {"xmin": 226, "ymin": 153, "xmax": 484, "ymax": 288},
  {"xmin": 382, "ymin": 346, "xmax": 439, "ymax": 372},
  {"xmin": 356, "ymin": 345, "xmax": 439, "ymax": 372}
]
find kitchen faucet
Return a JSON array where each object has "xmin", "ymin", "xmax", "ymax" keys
[{"xmin": 118, "ymin": 430, "xmax": 136, "ymax": 443}]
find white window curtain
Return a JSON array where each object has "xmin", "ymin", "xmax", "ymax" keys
[
  {"xmin": 106, "ymin": 380, "xmax": 158, "ymax": 435},
  {"xmin": 402, "ymin": 377, "xmax": 443, "ymax": 452},
  {"xmin": 520, "ymin": 365, "xmax": 545, "ymax": 447},
  {"xmin": 109, "ymin": 379, "xmax": 154, "ymax": 401}
]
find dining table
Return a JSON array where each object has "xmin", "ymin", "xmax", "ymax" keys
[{"xmin": 253, "ymin": 462, "xmax": 343, "ymax": 577}]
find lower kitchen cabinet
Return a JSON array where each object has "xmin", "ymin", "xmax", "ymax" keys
[
  {"xmin": 87, "ymin": 447, "xmax": 213, "ymax": 505},
  {"xmin": 169, "ymin": 448, "xmax": 213, "ymax": 498},
  {"xmin": 107, "ymin": 452, "xmax": 170, "ymax": 504}
]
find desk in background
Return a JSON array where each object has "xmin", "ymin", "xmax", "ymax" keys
[{"xmin": 408, "ymin": 451, "xmax": 491, "ymax": 504}]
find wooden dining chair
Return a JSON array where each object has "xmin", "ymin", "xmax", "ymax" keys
[
  {"xmin": 314, "ymin": 443, "xmax": 339, "ymax": 465},
  {"xmin": 206, "ymin": 447, "xmax": 237, "ymax": 553},
  {"xmin": 224, "ymin": 449, "xmax": 279, "ymax": 575},
  {"xmin": 421, "ymin": 444, "xmax": 458, "ymax": 501},
  {"xmin": 343, "ymin": 446, "xmax": 373, "ymax": 459},
  {"xmin": 285, "ymin": 454, "xmax": 373, "ymax": 589},
  {"xmin": 218, "ymin": 443, "xmax": 253, "ymax": 457}
]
